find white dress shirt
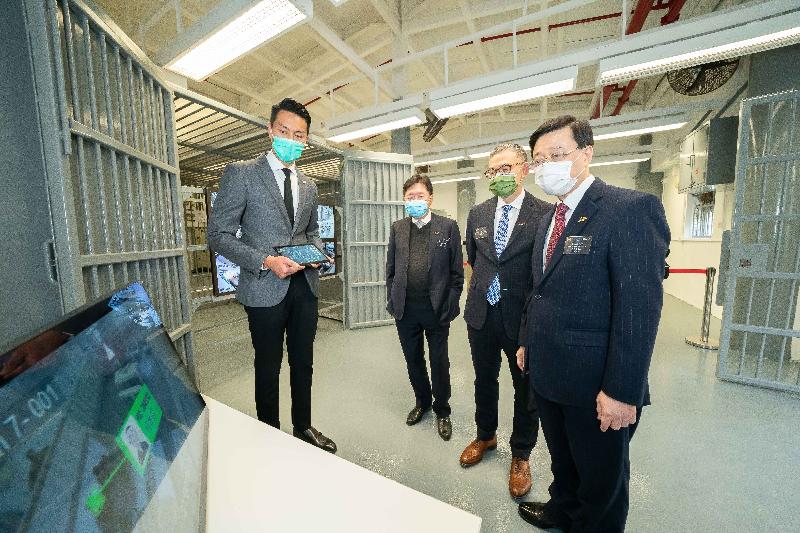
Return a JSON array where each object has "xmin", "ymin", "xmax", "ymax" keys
[
  {"xmin": 412, "ymin": 210, "xmax": 432, "ymax": 228},
  {"xmin": 543, "ymin": 175, "xmax": 595, "ymax": 270},
  {"xmin": 266, "ymin": 150, "xmax": 299, "ymax": 215},
  {"xmin": 494, "ymin": 190, "xmax": 526, "ymax": 242}
]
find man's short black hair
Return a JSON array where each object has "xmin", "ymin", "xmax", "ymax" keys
[
  {"xmin": 403, "ymin": 174, "xmax": 433, "ymax": 196},
  {"xmin": 270, "ymin": 98, "xmax": 311, "ymax": 131},
  {"xmin": 529, "ymin": 115, "xmax": 593, "ymax": 152}
]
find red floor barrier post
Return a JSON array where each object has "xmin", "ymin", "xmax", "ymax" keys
[{"xmin": 682, "ymin": 267, "xmax": 719, "ymax": 350}]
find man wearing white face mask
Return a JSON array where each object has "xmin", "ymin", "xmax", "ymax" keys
[{"xmin": 516, "ymin": 116, "xmax": 670, "ymax": 533}]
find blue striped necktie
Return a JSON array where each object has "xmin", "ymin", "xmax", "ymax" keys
[{"xmin": 486, "ymin": 204, "xmax": 514, "ymax": 305}]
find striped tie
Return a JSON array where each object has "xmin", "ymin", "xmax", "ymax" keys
[{"xmin": 486, "ymin": 204, "xmax": 514, "ymax": 305}]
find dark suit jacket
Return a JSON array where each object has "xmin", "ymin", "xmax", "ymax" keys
[
  {"xmin": 521, "ymin": 178, "xmax": 671, "ymax": 408},
  {"xmin": 386, "ymin": 214, "xmax": 464, "ymax": 325},
  {"xmin": 464, "ymin": 191, "xmax": 552, "ymax": 340}
]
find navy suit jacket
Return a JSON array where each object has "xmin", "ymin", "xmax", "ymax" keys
[
  {"xmin": 386, "ymin": 214, "xmax": 465, "ymax": 325},
  {"xmin": 464, "ymin": 191, "xmax": 552, "ymax": 340},
  {"xmin": 522, "ymin": 179, "xmax": 670, "ymax": 408}
]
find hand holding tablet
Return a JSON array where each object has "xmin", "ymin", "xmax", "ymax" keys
[{"xmin": 275, "ymin": 244, "xmax": 329, "ymax": 266}]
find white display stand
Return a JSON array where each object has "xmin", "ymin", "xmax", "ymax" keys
[{"xmin": 203, "ymin": 396, "xmax": 482, "ymax": 532}]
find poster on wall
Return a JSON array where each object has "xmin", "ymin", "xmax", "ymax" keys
[
  {"xmin": 318, "ymin": 205, "xmax": 334, "ymax": 239},
  {"xmin": 207, "ymin": 190, "xmax": 241, "ymax": 296}
]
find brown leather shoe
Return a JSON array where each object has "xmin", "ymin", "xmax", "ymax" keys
[
  {"xmin": 509, "ymin": 457, "xmax": 532, "ymax": 498},
  {"xmin": 459, "ymin": 436, "xmax": 497, "ymax": 467}
]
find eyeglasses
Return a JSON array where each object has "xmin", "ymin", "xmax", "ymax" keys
[
  {"xmin": 531, "ymin": 147, "xmax": 583, "ymax": 169},
  {"xmin": 484, "ymin": 162, "xmax": 524, "ymax": 179}
]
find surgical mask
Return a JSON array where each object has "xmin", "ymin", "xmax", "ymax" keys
[
  {"xmin": 533, "ymin": 160, "xmax": 579, "ymax": 196},
  {"xmin": 489, "ymin": 173, "xmax": 518, "ymax": 198},
  {"xmin": 272, "ymin": 136, "xmax": 305, "ymax": 164},
  {"xmin": 404, "ymin": 200, "xmax": 429, "ymax": 219}
]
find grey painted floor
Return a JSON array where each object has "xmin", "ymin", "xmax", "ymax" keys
[{"xmin": 192, "ymin": 296, "xmax": 800, "ymax": 532}]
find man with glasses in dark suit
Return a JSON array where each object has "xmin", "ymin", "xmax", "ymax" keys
[
  {"xmin": 517, "ymin": 116, "xmax": 670, "ymax": 532},
  {"xmin": 459, "ymin": 143, "xmax": 551, "ymax": 499}
]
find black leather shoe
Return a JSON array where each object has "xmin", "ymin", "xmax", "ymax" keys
[
  {"xmin": 518, "ymin": 501, "xmax": 563, "ymax": 530},
  {"xmin": 437, "ymin": 416, "xmax": 452, "ymax": 441},
  {"xmin": 406, "ymin": 406, "xmax": 429, "ymax": 426},
  {"xmin": 293, "ymin": 426, "xmax": 337, "ymax": 454}
]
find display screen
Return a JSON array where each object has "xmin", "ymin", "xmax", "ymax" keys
[
  {"xmin": 0, "ymin": 283, "xmax": 205, "ymax": 532},
  {"xmin": 275, "ymin": 244, "xmax": 328, "ymax": 266},
  {"xmin": 208, "ymin": 190, "xmax": 241, "ymax": 296},
  {"xmin": 320, "ymin": 242, "xmax": 336, "ymax": 277},
  {"xmin": 318, "ymin": 205, "xmax": 334, "ymax": 239}
]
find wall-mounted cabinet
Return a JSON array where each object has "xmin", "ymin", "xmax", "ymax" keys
[{"xmin": 679, "ymin": 116, "xmax": 738, "ymax": 191}]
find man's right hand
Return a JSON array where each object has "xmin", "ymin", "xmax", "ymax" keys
[
  {"xmin": 515, "ymin": 346, "xmax": 526, "ymax": 372},
  {"xmin": 263, "ymin": 255, "xmax": 304, "ymax": 279}
]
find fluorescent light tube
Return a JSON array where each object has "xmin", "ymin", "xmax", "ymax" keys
[
  {"xmin": 414, "ymin": 155, "xmax": 465, "ymax": 166},
  {"xmin": 166, "ymin": 0, "xmax": 307, "ymax": 80},
  {"xmin": 590, "ymin": 157, "xmax": 650, "ymax": 167},
  {"xmin": 431, "ymin": 176, "xmax": 481, "ymax": 184},
  {"xmin": 594, "ymin": 122, "xmax": 686, "ymax": 141},
  {"xmin": 328, "ymin": 115, "xmax": 423, "ymax": 143},
  {"xmin": 430, "ymin": 65, "xmax": 577, "ymax": 119},
  {"xmin": 468, "ymin": 151, "xmax": 493, "ymax": 159},
  {"xmin": 598, "ymin": 16, "xmax": 800, "ymax": 84}
]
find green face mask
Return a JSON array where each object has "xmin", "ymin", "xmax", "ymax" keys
[{"xmin": 489, "ymin": 173, "xmax": 518, "ymax": 198}]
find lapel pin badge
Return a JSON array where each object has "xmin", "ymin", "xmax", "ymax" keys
[{"xmin": 578, "ymin": 216, "xmax": 588, "ymax": 223}]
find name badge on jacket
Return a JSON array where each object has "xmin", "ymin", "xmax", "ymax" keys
[{"xmin": 564, "ymin": 236, "xmax": 592, "ymax": 254}]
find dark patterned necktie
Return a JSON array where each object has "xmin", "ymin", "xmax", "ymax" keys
[
  {"xmin": 545, "ymin": 203, "xmax": 569, "ymax": 267},
  {"xmin": 282, "ymin": 167, "xmax": 294, "ymax": 227}
]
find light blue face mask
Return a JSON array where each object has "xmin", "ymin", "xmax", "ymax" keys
[
  {"xmin": 272, "ymin": 136, "xmax": 305, "ymax": 164},
  {"xmin": 404, "ymin": 200, "xmax": 429, "ymax": 219}
]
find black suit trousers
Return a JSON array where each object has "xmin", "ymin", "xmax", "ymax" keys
[
  {"xmin": 535, "ymin": 390, "xmax": 641, "ymax": 533},
  {"xmin": 395, "ymin": 300, "xmax": 451, "ymax": 417},
  {"xmin": 468, "ymin": 302, "xmax": 538, "ymax": 459},
  {"xmin": 244, "ymin": 273, "xmax": 318, "ymax": 431}
]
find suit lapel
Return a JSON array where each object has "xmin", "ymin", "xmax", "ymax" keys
[
  {"xmin": 532, "ymin": 204, "xmax": 555, "ymax": 286},
  {"xmin": 500, "ymin": 192, "xmax": 532, "ymax": 260},
  {"xmin": 428, "ymin": 214, "xmax": 442, "ymax": 271},
  {"xmin": 294, "ymin": 171, "xmax": 311, "ymax": 233},
  {"xmin": 484, "ymin": 199, "xmax": 498, "ymax": 260},
  {"xmin": 397, "ymin": 218, "xmax": 411, "ymax": 272},
  {"xmin": 540, "ymin": 179, "xmax": 604, "ymax": 285},
  {"xmin": 258, "ymin": 154, "xmax": 291, "ymax": 231}
]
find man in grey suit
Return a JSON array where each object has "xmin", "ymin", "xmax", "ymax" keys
[
  {"xmin": 207, "ymin": 98, "xmax": 336, "ymax": 453},
  {"xmin": 459, "ymin": 143, "xmax": 551, "ymax": 499},
  {"xmin": 386, "ymin": 174, "xmax": 464, "ymax": 441}
]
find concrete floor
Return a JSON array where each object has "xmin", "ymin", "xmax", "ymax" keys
[{"xmin": 192, "ymin": 295, "xmax": 800, "ymax": 532}]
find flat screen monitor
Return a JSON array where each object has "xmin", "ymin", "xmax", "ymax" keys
[{"xmin": 0, "ymin": 283, "xmax": 206, "ymax": 532}]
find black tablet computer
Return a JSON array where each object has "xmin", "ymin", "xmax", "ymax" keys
[{"xmin": 274, "ymin": 243, "xmax": 329, "ymax": 266}]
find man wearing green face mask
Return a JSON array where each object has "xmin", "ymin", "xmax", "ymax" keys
[
  {"xmin": 460, "ymin": 143, "xmax": 551, "ymax": 499},
  {"xmin": 208, "ymin": 98, "xmax": 337, "ymax": 455}
]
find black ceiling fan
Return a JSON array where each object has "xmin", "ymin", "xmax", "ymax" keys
[{"xmin": 667, "ymin": 58, "xmax": 739, "ymax": 96}]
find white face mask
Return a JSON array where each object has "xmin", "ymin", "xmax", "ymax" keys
[{"xmin": 534, "ymin": 160, "xmax": 580, "ymax": 196}]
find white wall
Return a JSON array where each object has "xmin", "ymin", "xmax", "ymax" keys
[
  {"xmin": 430, "ymin": 180, "xmax": 458, "ymax": 219},
  {"xmin": 661, "ymin": 165, "xmax": 734, "ymax": 319}
]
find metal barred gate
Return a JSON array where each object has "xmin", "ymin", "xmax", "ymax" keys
[
  {"xmin": 341, "ymin": 151, "xmax": 412, "ymax": 329},
  {"xmin": 25, "ymin": 0, "xmax": 193, "ymax": 370},
  {"xmin": 718, "ymin": 90, "xmax": 800, "ymax": 393}
]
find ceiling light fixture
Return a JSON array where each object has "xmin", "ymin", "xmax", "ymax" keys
[
  {"xmin": 593, "ymin": 122, "xmax": 686, "ymax": 141},
  {"xmin": 414, "ymin": 155, "xmax": 466, "ymax": 167},
  {"xmin": 590, "ymin": 157, "xmax": 651, "ymax": 167},
  {"xmin": 325, "ymin": 95, "xmax": 426, "ymax": 143},
  {"xmin": 468, "ymin": 151, "xmax": 492, "ymax": 159},
  {"xmin": 164, "ymin": 0, "xmax": 311, "ymax": 81},
  {"xmin": 598, "ymin": 14, "xmax": 800, "ymax": 84},
  {"xmin": 431, "ymin": 176, "xmax": 481, "ymax": 184},
  {"xmin": 430, "ymin": 65, "xmax": 577, "ymax": 119}
]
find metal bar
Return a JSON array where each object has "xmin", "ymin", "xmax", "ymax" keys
[
  {"xmin": 717, "ymin": 373, "xmax": 800, "ymax": 394},
  {"xmin": 135, "ymin": 161, "xmax": 147, "ymax": 250},
  {"xmin": 69, "ymin": 119, "xmax": 179, "ymax": 174},
  {"xmin": 80, "ymin": 14, "xmax": 99, "ymax": 130},
  {"xmin": 168, "ymin": 323, "xmax": 192, "ymax": 342},
  {"xmin": 47, "ymin": 0, "xmax": 72, "ymax": 153},
  {"xmin": 125, "ymin": 57, "xmax": 140, "ymax": 151},
  {"xmin": 146, "ymin": 165, "xmax": 159, "ymax": 250},
  {"xmin": 98, "ymin": 34, "xmax": 114, "ymax": 138},
  {"xmin": 77, "ymin": 248, "xmax": 185, "ymax": 266},
  {"xmin": 61, "ymin": 0, "xmax": 81, "ymax": 122},
  {"xmin": 74, "ymin": 137, "xmax": 94, "ymax": 255},
  {"xmin": 137, "ymin": 67, "xmax": 151, "ymax": 156},
  {"xmin": 748, "ymin": 153, "xmax": 800, "ymax": 166}
]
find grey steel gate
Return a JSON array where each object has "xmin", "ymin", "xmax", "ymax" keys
[
  {"xmin": 34, "ymin": 0, "xmax": 193, "ymax": 369},
  {"xmin": 718, "ymin": 90, "xmax": 800, "ymax": 393},
  {"xmin": 341, "ymin": 151, "xmax": 412, "ymax": 328}
]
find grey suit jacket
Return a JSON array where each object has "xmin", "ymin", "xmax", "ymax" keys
[
  {"xmin": 207, "ymin": 153, "xmax": 324, "ymax": 308},
  {"xmin": 463, "ymin": 191, "xmax": 552, "ymax": 340},
  {"xmin": 385, "ymin": 214, "xmax": 465, "ymax": 325}
]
